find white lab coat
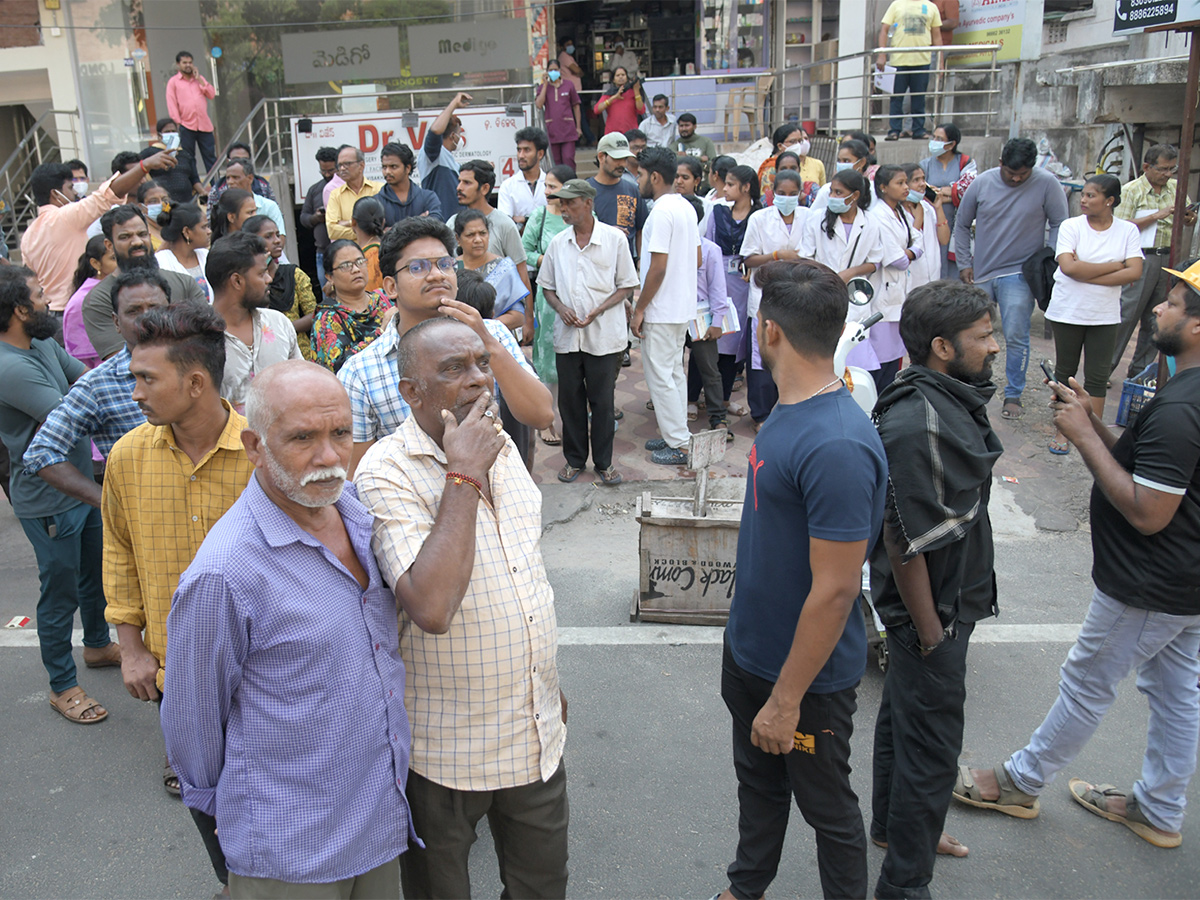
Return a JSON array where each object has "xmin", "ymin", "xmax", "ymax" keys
[
  {"xmin": 905, "ymin": 199, "xmax": 941, "ymax": 290},
  {"xmin": 742, "ymin": 204, "xmax": 813, "ymax": 319},
  {"xmin": 869, "ymin": 200, "xmax": 917, "ymax": 322}
]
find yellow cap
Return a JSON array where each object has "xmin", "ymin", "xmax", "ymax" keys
[{"xmin": 1164, "ymin": 258, "xmax": 1200, "ymax": 295}]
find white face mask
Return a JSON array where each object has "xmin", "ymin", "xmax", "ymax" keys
[
  {"xmin": 785, "ymin": 139, "xmax": 811, "ymax": 157},
  {"xmin": 73, "ymin": 180, "xmax": 89, "ymax": 197},
  {"xmin": 162, "ymin": 131, "xmax": 181, "ymax": 151},
  {"xmin": 928, "ymin": 140, "xmax": 947, "ymax": 156},
  {"xmin": 836, "ymin": 160, "xmax": 855, "ymax": 173},
  {"xmin": 773, "ymin": 194, "xmax": 800, "ymax": 215},
  {"xmin": 827, "ymin": 195, "xmax": 852, "ymax": 214},
  {"xmin": 907, "ymin": 189, "xmax": 925, "ymax": 204},
  {"xmin": 146, "ymin": 202, "xmax": 163, "ymax": 220}
]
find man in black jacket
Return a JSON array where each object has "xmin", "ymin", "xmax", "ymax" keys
[
  {"xmin": 869, "ymin": 280, "xmax": 1002, "ymax": 900},
  {"xmin": 377, "ymin": 142, "xmax": 442, "ymax": 227},
  {"xmin": 299, "ymin": 147, "xmax": 338, "ymax": 287}
]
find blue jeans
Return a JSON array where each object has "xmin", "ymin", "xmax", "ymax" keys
[
  {"xmin": 1006, "ymin": 587, "xmax": 1200, "ymax": 833},
  {"xmin": 889, "ymin": 65, "xmax": 931, "ymax": 135},
  {"xmin": 18, "ymin": 503, "xmax": 110, "ymax": 692},
  {"xmin": 978, "ymin": 273, "xmax": 1035, "ymax": 400}
]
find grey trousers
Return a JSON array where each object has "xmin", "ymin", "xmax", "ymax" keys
[
  {"xmin": 400, "ymin": 764, "xmax": 569, "ymax": 900},
  {"xmin": 229, "ymin": 856, "xmax": 399, "ymax": 899},
  {"xmin": 1111, "ymin": 252, "xmax": 1167, "ymax": 378}
]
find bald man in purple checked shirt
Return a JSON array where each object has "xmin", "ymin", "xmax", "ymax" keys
[{"xmin": 163, "ymin": 361, "xmax": 416, "ymax": 898}]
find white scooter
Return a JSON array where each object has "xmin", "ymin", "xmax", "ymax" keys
[{"xmin": 835, "ymin": 277, "xmax": 884, "ymax": 417}]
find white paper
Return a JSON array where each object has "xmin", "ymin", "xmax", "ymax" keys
[
  {"xmin": 1136, "ymin": 208, "xmax": 1162, "ymax": 248},
  {"xmin": 873, "ymin": 65, "xmax": 897, "ymax": 95}
]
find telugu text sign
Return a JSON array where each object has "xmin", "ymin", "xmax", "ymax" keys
[
  {"xmin": 289, "ymin": 106, "xmax": 531, "ymax": 203},
  {"xmin": 281, "ymin": 27, "xmax": 401, "ymax": 85}
]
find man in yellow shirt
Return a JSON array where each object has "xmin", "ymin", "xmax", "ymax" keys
[
  {"xmin": 326, "ymin": 145, "xmax": 381, "ymax": 242},
  {"xmin": 102, "ymin": 301, "xmax": 253, "ymax": 893},
  {"xmin": 877, "ymin": 0, "xmax": 943, "ymax": 141}
]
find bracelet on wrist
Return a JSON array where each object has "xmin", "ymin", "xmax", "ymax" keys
[
  {"xmin": 446, "ymin": 471, "xmax": 484, "ymax": 500},
  {"xmin": 139, "ymin": 160, "xmax": 148, "ymax": 174}
]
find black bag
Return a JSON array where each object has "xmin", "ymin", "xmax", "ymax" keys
[{"xmin": 1022, "ymin": 246, "xmax": 1058, "ymax": 312}]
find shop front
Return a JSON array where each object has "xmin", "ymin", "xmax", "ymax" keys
[{"xmin": 551, "ymin": 0, "xmax": 774, "ymax": 143}]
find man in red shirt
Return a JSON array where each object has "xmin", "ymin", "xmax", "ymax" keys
[{"xmin": 165, "ymin": 51, "xmax": 217, "ymax": 173}]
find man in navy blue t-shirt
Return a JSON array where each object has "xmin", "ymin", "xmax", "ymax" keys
[{"xmin": 717, "ymin": 261, "xmax": 887, "ymax": 900}]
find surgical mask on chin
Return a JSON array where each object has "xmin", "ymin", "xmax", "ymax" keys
[
  {"xmin": 773, "ymin": 194, "xmax": 800, "ymax": 215},
  {"xmin": 162, "ymin": 131, "xmax": 181, "ymax": 151},
  {"xmin": 928, "ymin": 140, "xmax": 947, "ymax": 155},
  {"xmin": 907, "ymin": 189, "xmax": 925, "ymax": 204},
  {"xmin": 835, "ymin": 160, "xmax": 855, "ymax": 173},
  {"xmin": 827, "ymin": 196, "xmax": 852, "ymax": 214},
  {"xmin": 73, "ymin": 180, "xmax": 89, "ymax": 197},
  {"xmin": 146, "ymin": 202, "xmax": 163, "ymax": 220},
  {"xmin": 785, "ymin": 139, "xmax": 811, "ymax": 157},
  {"xmin": 548, "ymin": 70, "xmax": 561, "ymax": 82}
]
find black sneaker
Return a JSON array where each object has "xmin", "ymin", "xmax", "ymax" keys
[
  {"xmin": 644, "ymin": 438, "xmax": 668, "ymax": 451},
  {"xmin": 621, "ymin": 350, "xmax": 631, "ymax": 367},
  {"xmin": 650, "ymin": 446, "xmax": 689, "ymax": 466}
]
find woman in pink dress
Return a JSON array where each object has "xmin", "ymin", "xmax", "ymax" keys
[{"xmin": 64, "ymin": 235, "xmax": 115, "ymax": 369}]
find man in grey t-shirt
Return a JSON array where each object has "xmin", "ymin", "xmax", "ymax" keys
[
  {"xmin": 954, "ymin": 137, "xmax": 1068, "ymax": 418},
  {"xmin": 0, "ymin": 266, "xmax": 116, "ymax": 724}
]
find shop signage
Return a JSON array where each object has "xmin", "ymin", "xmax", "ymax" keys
[
  {"xmin": 1114, "ymin": 0, "xmax": 1200, "ymax": 33},
  {"xmin": 407, "ymin": 18, "xmax": 528, "ymax": 76},
  {"xmin": 280, "ymin": 27, "xmax": 402, "ymax": 84},
  {"xmin": 289, "ymin": 106, "xmax": 530, "ymax": 203},
  {"xmin": 949, "ymin": 0, "xmax": 1025, "ymax": 66}
]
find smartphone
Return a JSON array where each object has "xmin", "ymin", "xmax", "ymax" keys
[
  {"xmin": 925, "ymin": 185, "xmax": 938, "ymax": 203},
  {"xmin": 1187, "ymin": 200, "xmax": 1200, "ymax": 214},
  {"xmin": 1039, "ymin": 359, "xmax": 1058, "ymax": 385}
]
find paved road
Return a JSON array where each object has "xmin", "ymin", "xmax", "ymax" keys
[{"xmin": 2, "ymin": 475, "xmax": 1198, "ymax": 899}]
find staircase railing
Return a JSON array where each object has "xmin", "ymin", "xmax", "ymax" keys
[{"xmin": 0, "ymin": 110, "xmax": 82, "ymax": 255}]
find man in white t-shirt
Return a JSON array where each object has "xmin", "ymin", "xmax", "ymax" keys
[{"xmin": 631, "ymin": 147, "xmax": 701, "ymax": 466}]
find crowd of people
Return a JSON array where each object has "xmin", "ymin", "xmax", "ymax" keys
[{"xmin": 1, "ymin": 42, "xmax": 1199, "ymax": 900}]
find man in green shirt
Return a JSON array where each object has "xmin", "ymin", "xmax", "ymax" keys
[
  {"xmin": 675, "ymin": 114, "xmax": 717, "ymax": 168},
  {"xmin": 0, "ymin": 266, "xmax": 116, "ymax": 725}
]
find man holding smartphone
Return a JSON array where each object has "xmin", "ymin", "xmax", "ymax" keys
[{"xmin": 19, "ymin": 153, "xmax": 176, "ymax": 326}]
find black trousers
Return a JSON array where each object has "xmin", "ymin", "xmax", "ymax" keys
[
  {"xmin": 870, "ymin": 621, "xmax": 975, "ymax": 900},
  {"xmin": 721, "ymin": 638, "xmax": 867, "ymax": 900},
  {"xmin": 556, "ymin": 350, "xmax": 620, "ymax": 471}
]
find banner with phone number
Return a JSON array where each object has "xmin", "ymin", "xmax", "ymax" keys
[{"xmin": 289, "ymin": 105, "xmax": 531, "ymax": 203}]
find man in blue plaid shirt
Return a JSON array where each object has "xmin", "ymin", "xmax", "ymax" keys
[
  {"xmin": 23, "ymin": 271, "xmax": 168, "ymax": 505},
  {"xmin": 340, "ymin": 217, "xmax": 551, "ymax": 476}
]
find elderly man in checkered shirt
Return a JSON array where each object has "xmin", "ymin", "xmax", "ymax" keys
[{"xmin": 357, "ymin": 315, "xmax": 568, "ymax": 900}]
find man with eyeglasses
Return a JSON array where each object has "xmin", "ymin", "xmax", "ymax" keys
[
  {"xmin": 338, "ymin": 217, "xmax": 551, "ymax": 476},
  {"xmin": 1112, "ymin": 144, "xmax": 1197, "ymax": 379},
  {"xmin": 327, "ymin": 146, "xmax": 381, "ymax": 242}
]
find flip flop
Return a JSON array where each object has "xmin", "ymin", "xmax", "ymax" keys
[
  {"xmin": 952, "ymin": 764, "xmax": 1040, "ymax": 818},
  {"xmin": 557, "ymin": 464, "xmax": 582, "ymax": 483},
  {"xmin": 164, "ymin": 756, "xmax": 181, "ymax": 797},
  {"xmin": 1068, "ymin": 778, "xmax": 1181, "ymax": 848},
  {"xmin": 1049, "ymin": 439, "xmax": 1070, "ymax": 455},
  {"xmin": 1001, "ymin": 399, "xmax": 1024, "ymax": 419},
  {"xmin": 539, "ymin": 430, "xmax": 562, "ymax": 446}
]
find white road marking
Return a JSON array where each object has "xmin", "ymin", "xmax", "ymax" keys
[{"xmin": 0, "ymin": 623, "xmax": 1082, "ymax": 650}]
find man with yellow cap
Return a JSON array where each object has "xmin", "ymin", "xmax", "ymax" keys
[{"xmin": 951, "ymin": 257, "xmax": 1200, "ymax": 850}]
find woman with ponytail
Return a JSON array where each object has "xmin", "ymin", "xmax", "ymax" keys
[{"xmin": 154, "ymin": 201, "xmax": 211, "ymax": 301}]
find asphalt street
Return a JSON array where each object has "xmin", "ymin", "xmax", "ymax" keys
[{"xmin": 1, "ymin": 477, "xmax": 1198, "ymax": 899}]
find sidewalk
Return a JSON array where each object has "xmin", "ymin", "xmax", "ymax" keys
[{"xmin": 526, "ymin": 307, "xmax": 1142, "ymax": 534}]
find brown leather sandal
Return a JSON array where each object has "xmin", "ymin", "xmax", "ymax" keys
[{"xmin": 49, "ymin": 686, "xmax": 108, "ymax": 724}]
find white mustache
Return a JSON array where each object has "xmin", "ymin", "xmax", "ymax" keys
[{"xmin": 300, "ymin": 467, "xmax": 347, "ymax": 486}]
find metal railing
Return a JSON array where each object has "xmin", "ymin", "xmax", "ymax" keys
[
  {"xmin": 782, "ymin": 44, "xmax": 1003, "ymax": 138},
  {"xmin": 199, "ymin": 83, "xmax": 540, "ymax": 193},
  {"xmin": 0, "ymin": 110, "xmax": 82, "ymax": 253}
]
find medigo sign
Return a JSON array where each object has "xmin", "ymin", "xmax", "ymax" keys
[{"xmin": 408, "ymin": 18, "xmax": 529, "ymax": 76}]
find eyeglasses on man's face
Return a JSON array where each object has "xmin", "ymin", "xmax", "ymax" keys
[
  {"xmin": 1150, "ymin": 163, "xmax": 1179, "ymax": 175},
  {"xmin": 336, "ymin": 159, "xmax": 363, "ymax": 171},
  {"xmin": 333, "ymin": 257, "xmax": 369, "ymax": 273},
  {"xmin": 397, "ymin": 256, "xmax": 456, "ymax": 277}
]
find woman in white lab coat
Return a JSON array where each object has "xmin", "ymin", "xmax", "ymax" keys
[
  {"xmin": 869, "ymin": 164, "xmax": 920, "ymax": 390},
  {"xmin": 799, "ymin": 168, "xmax": 883, "ymax": 372},
  {"xmin": 738, "ymin": 170, "xmax": 814, "ymax": 425},
  {"xmin": 901, "ymin": 162, "xmax": 950, "ymax": 292}
]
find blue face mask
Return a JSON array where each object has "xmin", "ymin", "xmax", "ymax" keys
[
  {"xmin": 146, "ymin": 202, "xmax": 163, "ymax": 220},
  {"xmin": 548, "ymin": 70, "xmax": 561, "ymax": 82},
  {"xmin": 827, "ymin": 195, "xmax": 852, "ymax": 214},
  {"xmin": 907, "ymin": 189, "xmax": 925, "ymax": 204},
  {"xmin": 565, "ymin": 44, "xmax": 575, "ymax": 55},
  {"xmin": 928, "ymin": 140, "xmax": 947, "ymax": 155},
  {"xmin": 773, "ymin": 194, "xmax": 800, "ymax": 216},
  {"xmin": 835, "ymin": 160, "xmax": 855, "ymax": 173}
]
